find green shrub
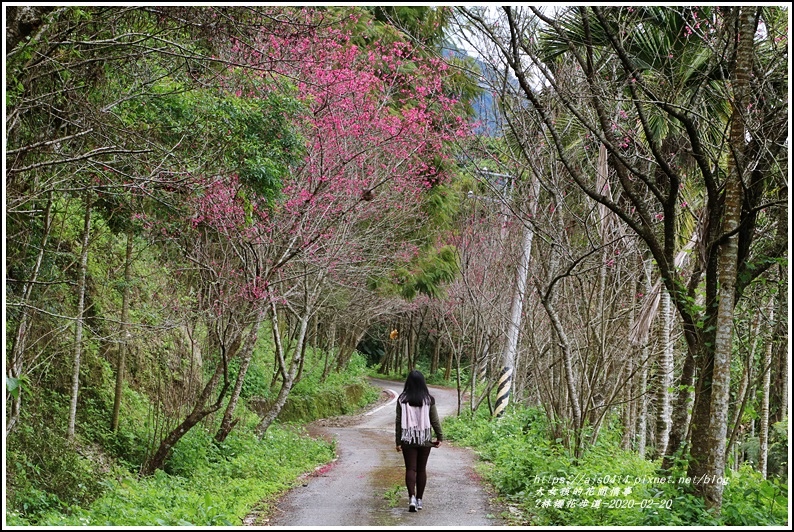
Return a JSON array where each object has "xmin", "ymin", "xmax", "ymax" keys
[
  {"xmin": 721, "ymin": 464, "xmax": 788, "ymax": 525},
  {"xmin": 5, "ymin": 390, "xmax": 106, "ymax": 519},
  {"xmin": 423, "ymin": 366, "xmax": 464, "ymax": 388},
  {"xmin": 235, "ymin": 343, "xmax": 273, "ymax": 400},
  {"xmin": 281, "ymin": 351, "xmax": 379, "ymax": 422},
  {"xmin": 641, "ymin": 486, "xmax": 720, "ymax": 526},
  {"xmin": 165, "ymin": 428, "xmax": 214, "ymax": 477}
]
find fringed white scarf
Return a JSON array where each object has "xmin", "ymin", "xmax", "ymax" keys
[{"xmin": 401, "ymin": 401, "xmax": 431, "ymax": 445}]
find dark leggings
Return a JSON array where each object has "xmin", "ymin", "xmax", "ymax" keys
[{"xmin": 401, "ymin": 445, "xmax": 432, "ymax": 498}]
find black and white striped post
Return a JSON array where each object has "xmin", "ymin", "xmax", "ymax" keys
[
  {"xmin": 494, "ymin": 365, "xmax": 513, "ymax": 418},
  {"xmin": 493, "ymin": 208, "xmax": 534, "ymax": 419}
]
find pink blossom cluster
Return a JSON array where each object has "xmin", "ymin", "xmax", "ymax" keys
[{"xmin": 181, "ymin": 8, "xmax": 473, "ymax": 308}]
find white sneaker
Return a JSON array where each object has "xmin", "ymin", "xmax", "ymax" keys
[
  {"xmin": 409, "ymin": 495, "xmax": 417, "ymax": 512},
  {"xmin": 416, "ymin": 498, "xmax": 423, "ymax": 510}
]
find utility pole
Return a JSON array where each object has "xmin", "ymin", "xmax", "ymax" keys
[
  {"xmin": 469, "ymin": 167, "xmax": 532, "ymax": 418},
  {"xmin": 494, "ymin": 219, "xmax": 533, "ymax": 417}
]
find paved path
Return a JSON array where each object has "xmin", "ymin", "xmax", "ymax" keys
[{"xmin": 259, "ymin": 378, "xmax": 504, "ymax": 527}]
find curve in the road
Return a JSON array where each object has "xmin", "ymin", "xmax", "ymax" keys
[{"xmin": 259, "ymin": 378, "xmax": 504, "ymax": 527}]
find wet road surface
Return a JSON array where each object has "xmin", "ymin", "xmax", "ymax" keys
[{"xmin": 258, "ymin": 378, "xmax": 504, "ymax": 527}]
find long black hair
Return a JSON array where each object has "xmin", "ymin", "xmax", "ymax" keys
[{"xmin": 398, "ymin": 369, "xmax": 433, "ymax": 406}]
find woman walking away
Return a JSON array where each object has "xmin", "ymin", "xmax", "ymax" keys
[{"xmin": 395, "ymin": 370, "xmax": 442, "ymax": 512}]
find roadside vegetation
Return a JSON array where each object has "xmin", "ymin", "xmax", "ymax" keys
[
  {"xmin": 6, "ymin": 350, "xmax": 374, "ymax": 526},
  {"xmin": 444, "ymin": 406, "xmax": 789, "ymax": 526}
]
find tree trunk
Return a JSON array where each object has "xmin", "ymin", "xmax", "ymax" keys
[
  {"xmin": 7, "ymin": 192, "xmax": 53, "ymax": 437},
  {"xmin": 622, "ymin": 297, "xmax": 638, "ymax": 450},
  {"xmin": 312, "ymin": 311, "xmax": 319, "ymax": 349},
  {"xmin": 408, "ymin": 313, "xmax": 417, "ymax": 370},
  {"xmin": 774, "ymin": 264, "xmax": 787, "ymax": 423},
  {"xmin": 541, "ymin": 295, "xmax": 583, "ymax": 442},
  {"xmin": 634, "ymin": 267, "xmax": 653, "ymax": 458},
  {"xmin": 5, "ymin": 5, "xmax": 56, "ymax": 52},
  {"xmin": 68, "ymin": 195, "xmax": 92, "ymax": 441},
  {"xmin": 663, "ymin": 347, "xmax": 696, "ymax": 469},
  {"xmin": 141, "ymin": 360, "xmax": 229, "ymax": 475},
  {"xmin": 472, "ymin": 333, "xmax": 490, "ymax": 412},
  {"xmin": 654, "ymin": 290, "xmax": 673, "ymax": 459},
  {"xmin": 255, "ymin": 275, "xmax": 321, "ymax": 436},
  {"xmin": 636, "ymin": 343, "xmax": 650, "ymax": 458},
  {"xmin": 758, "ymin": 304, "xmax": 774, "ymax": 478},
  {"xmin": 622, "ymin": 356, "xmax": 634, "ymax": 450},
  {"xmin": 378, "ymin": 343, "xmax": 392, "ymax": 375},
  {"xmin": 726, "ymin": 309, "xmax": 762, "ymax": 465},
  {"xmin": 725, "ymin": 355, "xmax": 750, "ymax": 468},
  {"xmin": 455, "ymin": 347, "xmax": 462, "ymax": 415},
  {"xmin": 689, "ymin": 7, "xmax": 754, "ymax": 511},
  {"xmin": 431, "ymin": 335, "xmax": 441, "ymax": 375},
  {"xmin": 141, "ymin": 318, "xmax": 243, "ymax": 474},
  {"xmin": 444, "ymin": 348, "xmax": 453, "ymax": 381},
  {"xmin": 336, "ymin": 329, "xmax": 366, "ymax": 372},
  {"xmin": 215, "ymin": 308, "xmax": 266, "ymax": 442},
  {"xmin": 255, "ymin": 307, "xmax": 310, "ymax": 436},
  {"xmin": 321, "ymin": 316, "xmax": 336, "ymax": 381},
  {"xmin": 112, "ymin": 229, "xmax": 134, "ymax": 432}
]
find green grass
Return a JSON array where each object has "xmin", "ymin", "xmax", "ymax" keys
[
  {"xmin": 382, "ymin": 484, "xmax": 403, "ymax": 508},
  {"xmin": 367, "ymin": 365, "xmax": 466, "ymax": 390},
  {"xmin": 10, "ymin": 425, "xmax": 335, "ymax": 526}
]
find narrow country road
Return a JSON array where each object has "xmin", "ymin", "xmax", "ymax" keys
[{"xmin": 256, "ymin": 377, "xmax": 505, "ymax": 527}]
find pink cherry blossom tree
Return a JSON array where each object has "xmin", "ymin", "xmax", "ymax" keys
[{"xmin": 142, "ymin": 7, "xmax": 471, "ymax": 469}]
